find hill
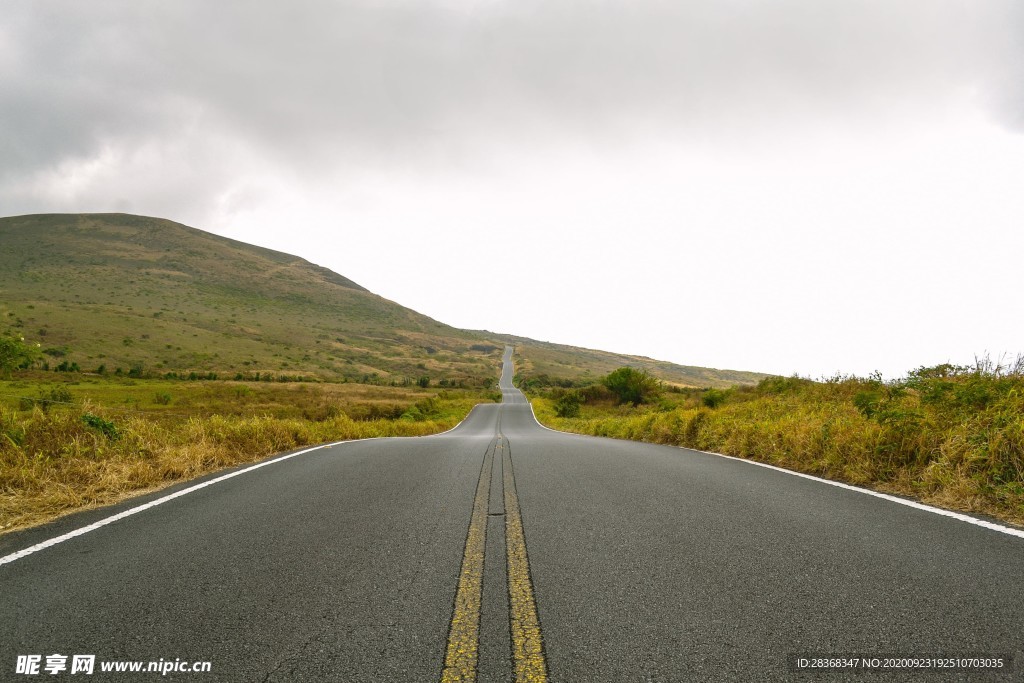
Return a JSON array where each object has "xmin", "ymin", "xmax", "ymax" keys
[
  {"xmin": 496, "ymin": 334, "xmax": 768, "ymax": 388},
  {"xmin": 0, "ymin": 213, "xmax": 766, "ymax": 388},
  {"xmin": 0, "ymin": 213, "xmax": 497, "ymax": 385}
]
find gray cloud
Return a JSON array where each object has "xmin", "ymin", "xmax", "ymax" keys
[{"xmin": 2, "ymin": 0, "xmax": 1020, "ymax": 215}]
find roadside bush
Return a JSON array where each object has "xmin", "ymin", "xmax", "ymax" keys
[
  {"xmin": 702, "ymin": 388, "xmax": 729, "ymax": 408},
  {"xmin": 344, "ymin": 403, "xmax": 404, "ymax": 421},
  {"xmin": 579, "ymin": 384, "xmax": 615, "ymax": 404},
  {"xmin": 400, "ymin": 406, "xmax": 424, "ymax": 421},
  {"xmin": 531, "ymin": 357, "xmax": 1024, "ymax": 525},
  {"xmin": 554, "ymin": 391, "xmax": 583, "ymax": 418},
  {"xmin": 401, "ymin": 396, "xmax": 440, "ymax": 422},
  {"xmin": 603, "ymin": 367, "xmax": 662, "ymax": 406}
]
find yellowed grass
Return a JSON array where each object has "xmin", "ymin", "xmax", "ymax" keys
[
  {"xmin": 532, "ymin": 391, "xmax": 1024, "ymax": 528},
  {"xmin": 0, "ymin": 395, "xmax": 483, "ymax": 535}
]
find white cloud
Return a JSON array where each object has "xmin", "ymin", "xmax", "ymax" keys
[{"xmin": 2, "ymin": 0, "xmax": 1022, "ymax": 377}]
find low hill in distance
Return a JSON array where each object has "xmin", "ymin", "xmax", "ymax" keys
[
  {"xmin": 497, "ymin": 334, "xmax": 768, "ymax": 388},
  {"xmin": 0, "ymin": 213, "xmax": 767, "ymax": 388}
]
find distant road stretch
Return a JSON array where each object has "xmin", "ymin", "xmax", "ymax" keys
[{"xmin": 2, "ymin": 347, "xmax": 1022, "ymax": 681}]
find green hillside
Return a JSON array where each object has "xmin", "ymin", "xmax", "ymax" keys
[
  {"xmin": 0, "ymin": 213, "xmax": 766, "ymax": 388},
  {"xmin": 0, "ymin": 213, "xmax": 498, "ymax": 385}
]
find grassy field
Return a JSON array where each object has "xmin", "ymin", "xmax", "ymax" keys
[
  {"xmin": 526, "ymin": 359, "xmax": 1024, "ymax": 526},
  {"xmin": 0, "ymin": 373, "xmax": 497, "ymax": 535}
]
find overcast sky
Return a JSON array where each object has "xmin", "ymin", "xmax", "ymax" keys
[{"xmin": 3, "ymin": 0, "xmax": 1023, "ymax": 378}]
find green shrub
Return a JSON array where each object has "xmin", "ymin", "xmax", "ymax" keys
[
  {"xmin": 554, "ymin": 391, "xmax": 583, "ymax": 418},
  {"xmin": 852, "ymin": 390, "xmax": 881, "ymax": 418},
  {"xmin": 415, "ymin": 396, "xmax": 438, "ymax": 416},
  {"xmin": 756, "ymin": 375, "xmax": 812, "ymax": 395},
  {"xmin": 49, "ymin": 387, "xmax": 73, "ymax": 404},
  {"xmin": 0, "ymin": 334, "xmax": 41, "ymax": 376},
  {"xmin": 603, "ymin": 367, "xmax": 661, "ymax": 406},
  {"xmin": 702, "ymin": 388, "xmax": 728, "ymax": 408},
  {"xmin": 81, "ymin": 413, "xmax": 120, "ymax": 440},
  {"xmin": 400, "ymin": 406, "xmax": 424, "ymax": 421},
  {"xmin": 579, "ymin": 384, "xmax": 615, "ymax": 403}
]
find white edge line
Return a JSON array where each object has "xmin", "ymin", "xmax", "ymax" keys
[
  {"xmin": 1, "ymin": 400, "xmax": 494, "ymax": 568},
  {"xmin": 697, "ymin": 449, "xmax": 1024, "ymax": 539},
  {"xmin": 0, "ymin": 440, "xmax": 358, "ymax": 567},
  {"xmin": 526, "ymin": 396, "xmax": 563, "ymax": 435},
  {"xmin": 523, "ymin": 396, "xmax": 1024, "ymax": 541}
]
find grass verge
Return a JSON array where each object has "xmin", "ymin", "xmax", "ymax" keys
[
  {"xmin": 527, "ymin": 362, "xmax": 1024, "ymax": 527},
  {"xmin": 0, "ymin": 377, "xmax": 493, "ymax": 535}
]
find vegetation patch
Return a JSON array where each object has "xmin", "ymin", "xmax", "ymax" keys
[
  {"xmin": 0, "ymin": 377, "xmax": 495, "ymax": 535},
  {"xmin": 526, "ymin": 358, "xmax": 1024, "ymax": 527}
]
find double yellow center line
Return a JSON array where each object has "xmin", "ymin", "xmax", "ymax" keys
[{"xmin": 441, "ymin": 435, "xmax": 548, "ymax": 682}]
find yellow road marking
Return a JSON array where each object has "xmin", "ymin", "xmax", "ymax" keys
[
  {"xmin": 440, "ymin": 440, "xmax": 495, "ymax": 682},
  {"xmin": 503, "ymin": 444, "xmax": 549, "ymax": 682},
  {"xmin": 441, "ymin": 434, "xmax": 548, "ymax": 682}
]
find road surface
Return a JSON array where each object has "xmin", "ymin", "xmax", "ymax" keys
[{"xmin": 2, "ymin": 347, "xmax": 1022, "ymax": 681}]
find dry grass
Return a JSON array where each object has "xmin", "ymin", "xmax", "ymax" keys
[
  {"xmin": 0, "ymin": 383, "xmax": 489, "ymax": 535},
  {"xmin": 530, "ymin": 364, "xmax": 1024, "ymax": 527}
]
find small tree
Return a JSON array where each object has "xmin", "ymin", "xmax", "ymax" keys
[
  {"xmin": 702, "ymin": 388, "xmax": 728, "ymax": 408},
  {"xmin": 0, "ymin": 334, "xmax": 41, "ymax": 377},
  {"xmin": 417, "ymin": 376, "xmax": 430, "ymax": 388},
  {"xmin": 603, "ymin": 367, "xmax": 662, "ymax": 406}
]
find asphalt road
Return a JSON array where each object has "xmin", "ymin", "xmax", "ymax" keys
[{"xmin": 2, "ymin": 346, "xmax": 1023, "ymax": 681}]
